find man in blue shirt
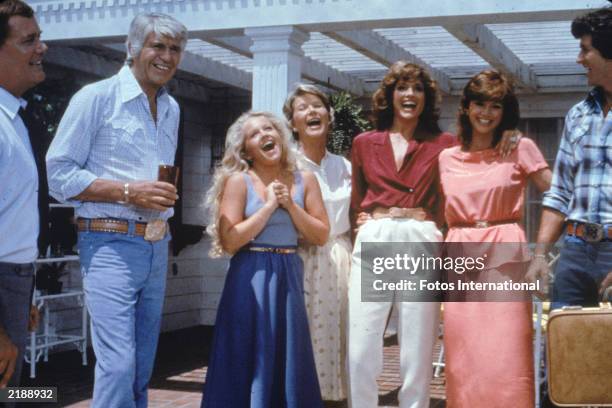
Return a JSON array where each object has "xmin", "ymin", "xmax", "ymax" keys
[
  {"xmin": 0, "ymin": 0, "xmax": 47, "ymax": 396},
  {"xmin": 528, "ymin": 7, "xmax": 611, "ymax": 308},
  {"xmin": 46, "ymin": 13, "xmax": 187, "ymax": 408}
]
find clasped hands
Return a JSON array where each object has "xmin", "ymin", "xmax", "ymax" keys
[{"xmin": 265, "ymin": 180, "xmax": 294, "ymax": 210}]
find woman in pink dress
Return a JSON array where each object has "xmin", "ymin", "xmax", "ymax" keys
[{"xmin": 438, "ymin": 70, "xmax": 552, "ymax": 407}]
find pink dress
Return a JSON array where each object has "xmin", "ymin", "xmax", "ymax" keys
[{"xmin": 438, "ymin": 138, "xmax": 548, "ymax": 408}]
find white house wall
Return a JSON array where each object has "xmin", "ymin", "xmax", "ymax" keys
[
  {"xmin": 163, "ymin": 101, "xmax": 213, "ymax": 332},
  {"xmin": 167, "ymin": 99, "xmax": 247, "ymax": 329}
]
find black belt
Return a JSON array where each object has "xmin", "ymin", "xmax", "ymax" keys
[{"xmin": 0, "ymin": 262, "xmax": 35, "ymax": 274}]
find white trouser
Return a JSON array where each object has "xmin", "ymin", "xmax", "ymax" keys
[{"xmin": 347, "ymin": 218, "xmax": 442, "ymax": 408}]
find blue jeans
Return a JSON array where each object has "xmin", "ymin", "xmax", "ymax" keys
[
  {"xmin": 78, "ymin": 227, "xmax": 169, "ymax": 408},
  {"xmin": 0, "ymin": 262, "xmax": 33, "ymax": 408},
  {"xmin": 551, "ymin": 235, "xmax": 612, "ymax": 310}
]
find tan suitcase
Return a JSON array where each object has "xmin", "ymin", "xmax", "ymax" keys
[{"xmin": 546, "ymin": 302, "xmax": 612, "ymax": 407}]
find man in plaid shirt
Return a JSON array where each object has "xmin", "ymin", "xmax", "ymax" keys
[{"xmin": 527, "ymin": 7, "xmax": 611, "ymax": 308}]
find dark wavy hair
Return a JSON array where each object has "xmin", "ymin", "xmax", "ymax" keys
[
  {"xmin": 571, "ymin": 7, "xmax": 612, "ymax": 59},
  {"xmin": 457, "ymin": 70, "xmax": 519, "ymax": 150},
  {"xmin": 371, "ymin": 61, "xmax": 441, "ymax": 139},
  {"xmin": 0, "ymin": 0, "xmax": 34, "ymax": 47}
]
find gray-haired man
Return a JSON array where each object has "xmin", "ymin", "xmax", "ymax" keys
[
  {"xmin": 0, "ymin": 0, "xmax": 47, "ymax": 399},
  {"xmin": 46, "ymin": 13, "xmax": 187, "ymax": 407}
]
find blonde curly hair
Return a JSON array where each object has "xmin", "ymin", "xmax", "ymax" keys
[{"xmin": 205, "ymin": 111, "xmax": 298, "ymax": 257}]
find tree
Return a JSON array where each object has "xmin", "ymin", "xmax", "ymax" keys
[{"xmin": 327, "ymin": 92, "xmax": 372, "ymax": 157}]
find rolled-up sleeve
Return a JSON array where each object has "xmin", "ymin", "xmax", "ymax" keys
[
  {"xmin": 542, "ymin": 113, "xmax": 575, "ymax": 216},
  {"xmin": 46, "ymin": 86, "xmax": 100, "ymax": 205}
]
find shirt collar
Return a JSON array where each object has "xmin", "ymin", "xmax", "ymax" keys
[
  {"xmin": 118, "ymin": 65, "xmax": 169, "ymax": 104},
  {"xmin": 585, "ymin": 87, "xmax": 606, "ymax": 113},
  {"xmin": 298, "ymin": 147, "xmax": 330, "ymax": 168},
  {"xmin": 0, "ymin": 86, "xmax": 27, "ymax": 120}
]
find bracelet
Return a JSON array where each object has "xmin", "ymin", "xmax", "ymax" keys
[
  {"xmin": 123, "ymin": 183, "xmax": 130, "ymax": 203},
  {"xmin": 118, "ymin": 182, "xmax": 130, "ymax": 204},
  {"xmin": 533, "ymin": 254, "xmax": 547, "ymax": 260}
]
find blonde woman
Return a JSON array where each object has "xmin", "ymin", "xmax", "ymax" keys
[
  {"xmin": 201, "ymin": 111, "xmax": 329, "ymax": 408},
  {"xmin": 283, "ymin": 85, "xmax": 352, "ymax": 402}
]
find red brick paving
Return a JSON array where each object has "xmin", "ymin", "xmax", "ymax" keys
[{"xmin": 22, "ymin": 326, "xmax": 446, "ymax": 407}]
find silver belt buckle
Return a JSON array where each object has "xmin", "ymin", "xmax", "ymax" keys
[
  {"xmin": 583, "ymin": 222, "xmax": 604, "ymax": 242},
  {"xmin": 144, "ymin": 220, "xmax": 167, "ymax": 242},
  {"xmin": 475, "ymin": 220, "xmax": 489, "ymax": 228},
  {"xmin": 389, "ymin": 207, "xmax": 404, "ymax": 218}
]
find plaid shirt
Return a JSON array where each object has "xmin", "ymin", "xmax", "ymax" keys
[
  {"xmin": 46, "ymin": 66, "xmax": 180, "ymax": 222},
  {"xmin": 542, "ymin": 87, "xmax": 611, "ymax": 224}
]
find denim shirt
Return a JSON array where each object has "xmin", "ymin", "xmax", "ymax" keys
[{"xmin": 46, "ymin": 66, "xmax": 180, "ymax": 222}]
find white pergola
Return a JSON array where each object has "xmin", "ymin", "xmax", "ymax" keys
[{"xmin": 33, "ymin": 0, "xmax": 601, "ymax": 115}]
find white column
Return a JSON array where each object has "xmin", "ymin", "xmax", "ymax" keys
[{"xmin": 245, "ymin": 26, "xmax": 309, "ymax": 116}]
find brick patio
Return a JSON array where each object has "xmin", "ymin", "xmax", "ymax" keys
[{"xmin": 22, "ymin": 326, "xmax": 446, "ymax": 407}]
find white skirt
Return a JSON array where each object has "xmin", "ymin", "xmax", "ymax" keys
[{"xmin": 299, "ymin": 233, "xmax": 352, "ymax": 401}]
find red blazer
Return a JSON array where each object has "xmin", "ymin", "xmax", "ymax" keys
[{"xmin": 350, "ymin": 129, "xmax": 456, "ymax": 228}]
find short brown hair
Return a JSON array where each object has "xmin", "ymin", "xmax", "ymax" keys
[
  {"xmin": 457, "ymin": 70, "xmax": 520, "ymax": 149},
  {"xmin": 0, "ymin": 0, "xmax": 34, "ymax": 47},
  {"xmin": 371, "ymin": 61, "xmax": 441, "ymax": 139},
  {"xmin": 282, "ymin": 84, "xmax": 333, "ymax": 140}
]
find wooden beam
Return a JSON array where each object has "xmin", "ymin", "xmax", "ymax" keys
[
  {"xmin": 205, "ymin": 36, "xmax": 252, "ymax": 58},
  {"xmin": 451, "ymin": 75, "xmax": 587, "ymax": 94},
  {"xmin": 44, "ymin": 46, "xmax": 121, "ymax": 79},
  {"xmin": 536, "ymin": 74, "xmax": 587, "ymax": 92},
  {"xmin": 209, "ymin": 35, "xmax": 366, "ymax": 95},
  {"xmin": 179, "ymin": 51, "xmax": 252, "ymax": 91},
  {"xmin": 301, "ymin": 57, "xmax": 365, "ymax": 95},
  {"xmin": 441, "ymin": 92, "xmax": 586, "ymax": 119},
  {"xmin": 44, "ymin": 46, "xmax": 211, "ymax": 102},
  {"xmin": 103, "ymin": 43, "xmax": 252, "ymax": 91},
  {"xmin": 325, "ymin": 30, "xmax": 452, "ymax": 94},
  {"xmin": 445, "ymin": 24, "xmax": 538, "ymax": 91},
  {"xmin": 36, "ymin": 0, "xmax": 593, "ymax": 41}
]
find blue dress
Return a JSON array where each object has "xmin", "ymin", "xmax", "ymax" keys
[{"xmin": 202, "ymin": 172, "xmax": 323, "ymax": 408}]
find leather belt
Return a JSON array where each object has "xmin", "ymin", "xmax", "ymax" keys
[
  {"xmin": 77, "ymin": 218, "xmax": 147, "ymax": 237},
  {"xmin": 248, "ymin": 246, "xmax": 296, "ymax": 254},
  {"xmin": 450, "ymin": 219, "xmax": 520, "ymax": 229},
  {"xmin": 372, "ymin": 207, "xmax": 425, "ymax": 220},
  {"xmin": 567, "ymin": 221, "xmax": 612, "ymax": 242}
]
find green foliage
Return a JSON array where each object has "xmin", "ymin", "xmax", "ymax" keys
[
  {"xmin": 24, "ymin": 79, "xmax": 80, "ymax": 149},
  {"xmin": 327, "ymin": 92, "xmax": 372, "ymax": 157}
]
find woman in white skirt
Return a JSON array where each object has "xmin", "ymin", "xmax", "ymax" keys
[{"xmin": 283, "ymin": 85, "xmax": 352, "ymax": 402}]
